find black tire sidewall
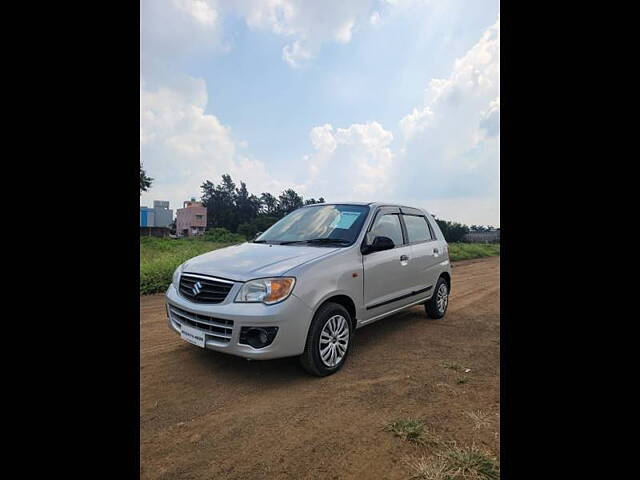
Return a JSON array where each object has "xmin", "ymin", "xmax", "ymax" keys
[
  {"xmin": 305, "ymin": 303, "xmax": 353, "ymax": 376},
  {"xmin": 426, "ymin": 277, "xmax": 448, "ymax": 319}
]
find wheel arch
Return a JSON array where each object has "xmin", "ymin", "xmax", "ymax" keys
[
  {"xmin": 439, "ymin": 271, "xmax": 451, "ymax": 294},
  {"xmin": 314, "ymin": 294, "xmax": 358, "ymax": 331}
]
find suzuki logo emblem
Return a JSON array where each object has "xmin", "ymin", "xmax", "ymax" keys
[{"xmin": 192, "ymin": 281, "xmax": 202, "ymax": 296}]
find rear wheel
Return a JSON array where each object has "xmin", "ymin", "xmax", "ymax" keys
[
  {"xmin": 425, "ymin": 277, "xmax": 449, "ymax": 319},
  {"xmin": 300, "ymin": 302, "xmax": 353, "ymax": 376}
]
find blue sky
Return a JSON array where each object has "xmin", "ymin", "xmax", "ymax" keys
[{"xmin": 141, "ymin": 1, "xmax": 500, "ymax": 226}]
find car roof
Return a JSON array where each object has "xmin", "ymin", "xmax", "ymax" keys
[{"xmin": 302, "ymin": 201, "xmax": 432, "ymax": 216}]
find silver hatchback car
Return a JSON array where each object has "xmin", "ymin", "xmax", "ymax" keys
[{"xmin": 166, "ymin": 202, "xmax": 451, "ymax": 376}]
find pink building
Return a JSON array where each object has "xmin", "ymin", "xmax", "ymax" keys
[{"xmin": 176, "ymin": 199, "xmax": 207, "ymax": 237}]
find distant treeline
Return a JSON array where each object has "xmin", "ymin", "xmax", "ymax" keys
[
  {"xmin": 432, "ymin": 219, "xmax": 498, "ymax": 243},
  {"xmin": 200, "ymin": 174, "xmax": 324, "ymax": 240},
  {"xmin": 197, "ymin": 174, "xmax": 497, "ymax": 242}
]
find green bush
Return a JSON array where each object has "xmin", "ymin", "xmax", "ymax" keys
[
  {"xmin": 203, "ymin": 227, "xmax": 246, "ymax": 243},
  {"xmin": 237, "ymin": 215, "xmax": 279, "ymax": 239},
  {"xmin": 140, "ymin": 237, "xmax": 236, "ymax": 294},
  {"xmin": 448, "ymin": 243, "xmax": 500, "ymax": 262}
]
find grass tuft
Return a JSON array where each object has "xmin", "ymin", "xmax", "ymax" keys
[
  {"xmin": 386, "ymin": 419, "xmax": 448, "ymax": 447},
  {"xmin": 409, "ymin": 445, "xmax": 500, "ymax": 480},
  {"xmin": 386, "ymin": 418, "xmax": 427, "ymax": 444},
  {"xmin": 439, "ymin": 444, "xmax": 500, "ymax": 480},
  {"xmin": 442, "ymin": 361, "xmax": 464, "ymax": 372},
  {"xmin": 464, "ymin": 410, "xmax": 491, "ymax": 430},
  {"xmin": 408, "ymin": 456, "xmax": 450, "ymax": 480}
]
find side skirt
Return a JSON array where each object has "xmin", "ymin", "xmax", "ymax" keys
[{"xmin": 357, "ymin": 294, "xmax": 433, "ymax": 329}]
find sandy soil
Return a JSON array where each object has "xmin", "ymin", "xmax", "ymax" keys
[{"xmin": 140, "ymin": 256, "xmax": 500, "ymax": 479}]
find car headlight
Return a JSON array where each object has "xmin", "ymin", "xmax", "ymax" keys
[
  {"xmin": 172, "ymin": 263, "xmax": 184, "ymax": 287},
  {"xmin": 235, "ymin": 277, "xmax": 296, "ymax": 305}
]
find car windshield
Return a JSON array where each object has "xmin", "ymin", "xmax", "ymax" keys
[{"xmin": 255, "ymin": 204, "xmax": 370, "ymax": 246}]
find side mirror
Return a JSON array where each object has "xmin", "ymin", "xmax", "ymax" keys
[
  {"xmin": 253, "ymin": 231, "xmax": 263, "ymax": 241},
  {"xmin": 362, "ymin": 235, "xmax": 395, "ymax": 254}
]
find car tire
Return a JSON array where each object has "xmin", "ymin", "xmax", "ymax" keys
[
  {"xmin": 425, "ymin": 277, "xmax": 449, "ymax": 319},
  {"xmin": 300, "ymin": 302, "xmax": 353, "ymax": 377}
]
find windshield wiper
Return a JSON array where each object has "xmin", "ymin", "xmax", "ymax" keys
[
  {"xmin": 306, "ymin": 238, "xmax": 351, "ymax": 245},
  {"xmin": 278, "ymin": 238, "xmax": 351, "ymax": 246}
]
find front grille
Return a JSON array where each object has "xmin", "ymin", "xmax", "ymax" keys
[
  {"xmin": 179, "ymin": 273, "xmax": 234, "ymax": 304},
  {"xmin": 169, "ymin": 304, "xmax": 234, "ymax": 343}
]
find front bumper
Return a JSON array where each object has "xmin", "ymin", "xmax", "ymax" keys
[{"xmin": 165, "ymin": 283, "xmax": 313, "ymax": 360}]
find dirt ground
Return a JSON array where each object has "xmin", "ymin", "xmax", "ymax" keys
[{"xmin": 140, "ymin": 256, "xmax": 500, "ymax": 479}]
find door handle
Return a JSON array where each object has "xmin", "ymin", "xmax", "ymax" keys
[
  {"xmin": 433, "ymin": 248, "xmax": 439, "ymax": 255},
  {"xmin": 400, "ymin": 255, "xmax": 409, "ymax": 262}
]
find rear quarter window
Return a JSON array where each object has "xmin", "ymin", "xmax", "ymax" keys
[{"xmin": 403, "ymin": 215, "xmax": 432, "ymax": 243}]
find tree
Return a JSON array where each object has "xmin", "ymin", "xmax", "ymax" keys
[
  {"xmin": 140, "ymin": 162, "xmax": 153, "ymax": 195},
  {"xmin": 201, "ymin": 173, "xmax": 324, "ymax": 232},
  {"xmin": 433, "ymin": 216, "xmax": 469, "ymax": 243},
  {"xmin": 201, "ymin": 175, "xmax": 238, "ymax": 231},
  {"xmin": 260, "ymin": 192, "xmax": 279, "ymax": 216},
  {"xmin": 304, "ymin": 196, "xmax": 326, "ymax": 205},
  {"xmin": 277, "ymin": 189, "xmax": 304, "ymax": 216},
  {"xmin": 235, "ymin": 181, "xmax": 261, "ymax": 230},
  {"xmin": 238, "ymin": 216, "xmax": 279, "ymax": 240}
]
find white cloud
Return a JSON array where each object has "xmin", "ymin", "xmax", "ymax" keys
[
  {"xmin": 479, "ymin": 96, "xmax": 500, "ymax": 138},
  {"xmin": 282, "ymin": 40, "xmax": 312, "ymax": 68},
  {"xmin": 393, "ymin": 16, "xmax": 500, "ymax": 225},
  {"xmin": 400, "ymin": 16, "xmax": 500, "ymax": 142},
  {"xmin": 304, "ymin": 122, "xmax": 395, "ymax": 200},
  {"xmin": 335, "ymin": 20, "xmax": 355, "ymax": 43},
  {"xmin": 232, "ymin": 0, "xmax": 375, "ymax": 67},
  {"xmin": 140, "ymin": 75, "xmax": 295, "ymax": 213},
  {"xmin": 174, "ymin": 0, "xmax": 218, "ymax": 25},
  {"xmin": 140, "ymin": 0, "xmax": 226, "ymax": 83},
  {"xmin": 139, "ymin": 2, "xmax": 501, "ymax": 226},
  {"xmin": 140, "ymin": 0, "xmax": 305, "ymax": 212}
]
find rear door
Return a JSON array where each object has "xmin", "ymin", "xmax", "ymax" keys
[
  {"xmin": 362, "ymin": 207, "xmax": 415, "ymax": 317},
  {"xmin": 400, "ymin": 208, "xmax": 441, "ymax": 301}
]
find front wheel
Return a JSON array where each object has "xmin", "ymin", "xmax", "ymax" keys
[
  {"xmin": 425, "ymin": 277, "xmax": 449, "ymax": 319},
  {"xmin": 300, "ymin": 302, "xmax": 353, "ymax": 376}
]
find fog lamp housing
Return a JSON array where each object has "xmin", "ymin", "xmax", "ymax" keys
[{"xmin": 239, "ymin": 327, "xmax": 279, "ymax": 349}]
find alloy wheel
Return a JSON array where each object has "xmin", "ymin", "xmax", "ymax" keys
[
  {"xmin": 436, "ymin": 283, "xmax": 449, "ymax": 313},
  {"xmin": 319, "ymin": 314, "xmax": 349, "ymax": 367}
]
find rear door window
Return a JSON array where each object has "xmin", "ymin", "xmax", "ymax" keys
[
  {"xmin": 371, "ymin": 214, "xmax": 404, "ymax": 246},
  {"xmin": 403, "ymin": 215, "xmax": 432, "ymax": 243}
]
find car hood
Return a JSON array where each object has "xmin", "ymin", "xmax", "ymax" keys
[{"xmin": 181, "ymin": 242, "xmax": 341, "ymax": 282}]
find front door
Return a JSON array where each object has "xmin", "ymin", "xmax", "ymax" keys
[{"xmin": 362, "ymin": 207, "xmax": 415, "ymax": 320}]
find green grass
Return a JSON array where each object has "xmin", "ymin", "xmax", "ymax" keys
[
  {"xmin": 410, "ymin": 445, "xmax": 500, "ymax": 480},
  {"xmin": 448, "ymin": 243, "xmax": 500, "ymax": 262},
  {"xmin": 441, "ymin": 361, "xmax": 464, "ymax": 372},
  {"xmin": 386, "ymin": 418, "xmax": 429, "ymax": 444},
  {"xmin": 387, "ymin": 418, "xmax": 500, "ymax": 480},
  {"xmin": 385, "ymin": 419, "xmax": 446, "ymax": 447},
  {"xmin": 438, "ymin": 444, "xmax": 500, "ymax": 480},
  {"xmin": 140, "ymin": 236, "xmax": 240, "ymax": 295}
]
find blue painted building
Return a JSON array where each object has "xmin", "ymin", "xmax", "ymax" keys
[{"xmin": 140, "ymin": 207, "xmax": 155, "ymax": 227}]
